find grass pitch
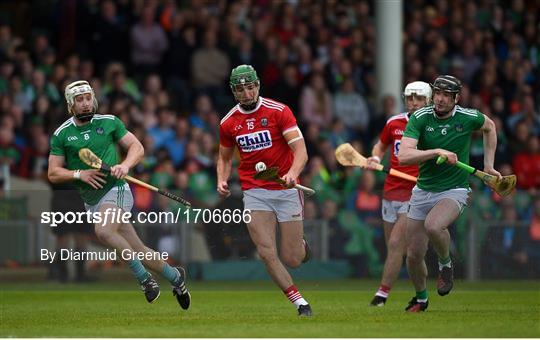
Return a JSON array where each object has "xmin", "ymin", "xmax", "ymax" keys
[{"xmin": 1, "ymin": 279, "xmax": 539, "ymax": 337}]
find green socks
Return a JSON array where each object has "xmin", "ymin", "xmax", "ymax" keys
[
  {"xmin": 128, "ymin": 259, "xmax": 151, "ymax": 284},
  {"xmin": 416, "ymin": 289, "xmax": 428, "ymax": 302},
  {"xmin": 161, "ymin": 264, "xmax": 180, "ymax": 285},
  {"xmin": 128, "ymin": 260, "xmax": 180, "ymax": 286},
  {"xmin": 438, "ymin": 255, "xmax": 452, "ymax": 270}
]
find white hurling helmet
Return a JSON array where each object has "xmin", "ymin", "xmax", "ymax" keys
[
  {"xmin": 403, "ymin": 81, "xmax": 432, "ymax": 104},
  {"xmin": 64, "ymin": 80, "xmax": 98, "ymax": 121}
]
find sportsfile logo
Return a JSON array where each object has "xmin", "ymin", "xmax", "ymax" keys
[{"xmin": 236, "ymin": 130, "xmax": 272, "ymax": 152}]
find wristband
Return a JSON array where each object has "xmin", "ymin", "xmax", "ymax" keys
[
  {"xmin": 372, "ymin": 156, "xmax": 381, "ymax": 163},
  {"xmin": 73, "ymin": 169, "xmax": 81, "ymax": 180}
]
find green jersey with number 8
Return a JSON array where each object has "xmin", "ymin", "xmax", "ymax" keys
[
  {"xmin": 50, "ymin": 114, "xmax": 128, "ymax": 205},
  {"xmin": 403, "ymin": 105, "xmax": 485, "ymax": 192}
]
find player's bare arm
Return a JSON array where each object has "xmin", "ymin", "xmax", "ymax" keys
[
  {"xmin": 110, "ymin": 132, "xmax": 144, "ymax": 179},
  {"xmin": 479, "ymin": 115, "xmax": 502, "ymax": 180},
  {"xmin": 367, "ymin": 141, "xmax": 389, "ymax": 170},
  {"xmin": 282, "ymin": 127, "xmax": 308, "ymax": 188},
  {"xmin": 398, "ymin": 137, "xmax": 457, "ymax": 165},
  {"xmin": 217, "ymin": 145, "xmax": 234, "ymax": 196},
  {"xmin": 48, "ymin": 154, "xmax": 106, "ymax": 189}
]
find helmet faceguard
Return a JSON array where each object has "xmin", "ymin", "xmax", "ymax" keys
[
  {"xmin": 403, "ymin": 81, "xmax": 432, "ymax": 105},
  {"xmin": 64, "ymin": 80, "xmax": 98, "ymax": 122},
  {"xmin": 229, "ymin": 65, "xmax": 260, "ymax": 110}
]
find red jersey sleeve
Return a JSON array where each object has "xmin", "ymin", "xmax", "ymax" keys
[
  {"xmin": 219, "ymin": 122, "xmax": 234, "ymax": 147},
  {"xmin": 379, "ymin": 121, "xmax": 393, "ymax": 145},
  {"xmin": 279, "ymin": 106, "xmax": 298, "ymax": 132}
]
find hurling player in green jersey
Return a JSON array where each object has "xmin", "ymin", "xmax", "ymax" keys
[
  {"xmin": 48, "ymin": 80, "xmax": 190, "ymax": 309},
  {"xmin": 398, "ymin": 75, "xmax": 502, "ymax": 312}
]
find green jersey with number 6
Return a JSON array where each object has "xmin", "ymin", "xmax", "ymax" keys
[
  {"xmin": 50, "ymin": 114, "xmax": 128, "ymax": 205},
  {"xmin": 403, "ymin": 105, "xmax": 485, "ymax": 192}
]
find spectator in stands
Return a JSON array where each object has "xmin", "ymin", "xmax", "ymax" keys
[
  {"xmin": 525, "ymin": 196, "xmax": 540, "ymax": 277},
  {"xmin": 372, "ymin": 95, "xmax": 397, "ymax": 134},
  {"xmin": 10, "ymin": 76, "xmax": 33, "ymax": 114},
  {"xmin": 102, "ymin": 63, "xmax": 140, "ymax": 104},
  {"xmin": 165, "ymin": 117, "xmax": 189, "ymax": 167},
  {"xmin": 455, "ymin": 37, "xmax": 482, "ymax": 84},
  {"xmin": 0, "ymin": 125, "xmax": 20, "ymax": 173},
  {"xmin": 92, "ymin": 0, "xmax": 129, "ymax": 73},
  {"xmin": 512, "ymin": 135, "xmax": 540, "ymax": 190},
  {"xmin": 165, "ymin": 17, "xmax": 196, "ymax": 109},
  {"xmin": 143, "ymin": 73, "xmax": 163, "ymax": 99},
  {"xmin": 324, "ymin": 44, "xmax": 346, "ymax": 92},
  {"xmin": 327, "ymin": 119, "xmax": 349, "ymax": 149},
  {"xmin": 199, "ymin": 132, "xmax": 216, "ymax": 168},
  {"xmin": 333, "ymin": 77, "xmax": 370, "ymax": 140},
  {"xmin": 0, "ymin": 61, "xmax": 15, "ymax": 94},
  {"xmin": 483, "ymin": 198, "xmax": 529, "ymax": 278},
  {"xmin": 18, "ymin": 120, "xmax": 48, "ymax": 179},
  {"xmin": 323, "ymin": 200, "xmax": 349, "ymax": 260},
  {"xmin": 507, "ymin": 95, "xmax": 540, "ymax": 136},
  {"xmin": 190, "ymin": 29, "xmax": 230, "ymax": 107},
  {"xmin": 28, "ymin": 69, "xmax": 61, "ymax": 105},
  {"xmin": 304, "ymin": 200, "xmax": 318, "ymax": 221},
  {"xmin": 190, "ymin": 94, "xmax": 215, "ymax": 131},
  {"xmin": 105, "ymin": 69, "xmax": 139, "ymax": 104},
  {"xmin": 139, "ymin": 94, "xmax": 158, "ymax": 129},
  {"xmin": 491, "ymin": 116, "xmax": 511, "ymax": 167},
  {"xmin": 130, "ymin": 4, "xmax": 168, "ymax": 78},
  {"xmin": 0, "ymin": 23, "xmax": 22, "ymax": 61},
  {"xmin": 64, "ymin": 53, "xmax": 80, "ymax": 80},
  {"xmin": 508, "ymin": 119, "xmax": 530, "ymax": 158},
  {"xmin": 353, "ymin": 170, "xmax": 381, "ymax": 227},
  {"xmin": 79, "ymin": 59, "xmax": 95, "ymax": 83},
  {"xmin": 273, "ymin": 63, "xmax": 301, "ymax": 113},
  {"xmin": 300, "ymin": 73, "xmax": 333, "ymax": 128},
  {"xmin": 146, "ymin": 107, "xmax": 175, "ymax": 150}
]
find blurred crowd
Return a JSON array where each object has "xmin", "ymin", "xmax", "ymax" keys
[{"xmin": 0, "ymin": 0, "xmax": 539, "ymax": 277}]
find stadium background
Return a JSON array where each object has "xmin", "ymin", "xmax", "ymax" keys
[{"xmin": 0, "ymin": 0, "xmax": 539, "ymax": 312}]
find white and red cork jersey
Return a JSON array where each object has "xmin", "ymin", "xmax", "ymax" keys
[
  {"xmin": 219, "ymin": 97, "xmax": 299, "ymax": 190},
  {"xmin": 379, "ymin": 112, "xmax": 419, "ymax": 201}
]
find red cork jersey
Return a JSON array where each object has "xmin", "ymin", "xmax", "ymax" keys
[
  {"xmin": 379, "ymin": 112, "xmax": 419, "ymax": 201},
  {"xmin": 219, "ymin": 97, "xmax": 298, "ymax": 190}
]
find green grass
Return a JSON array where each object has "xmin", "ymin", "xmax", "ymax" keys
[{"xmin": 1, "ymin": 280, "xmax": 539, "ymax": 337}]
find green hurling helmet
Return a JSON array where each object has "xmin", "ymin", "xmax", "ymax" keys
[
  {"xmin": 229, "ymin": 64, "xmax": 259, "ymax": 88},
  {"xmin": 230, "ymin": 65, "xmax": 260, "ymax": 109}
]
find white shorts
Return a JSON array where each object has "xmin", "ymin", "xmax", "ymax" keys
[
  {"xmin": 407, "ymin": 186, "xmax": 470, "ymax": 221},
  {"xmin": 84, "ymin": 183, "xmax": 133, "ymax": 214},
  {"xmin": 382, "ymin": 199, "xmax": 409, "ymax": 223},
  {"xmin": 243, "ymin": 188, "xmax": 304, "ymax": 222}
]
